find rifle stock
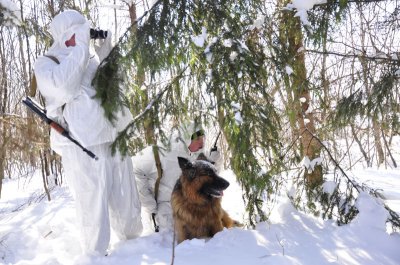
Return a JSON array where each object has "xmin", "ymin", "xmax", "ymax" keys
[{"xmin": 22, "ymin": 97, "xmax": 98, "ymax": 160}]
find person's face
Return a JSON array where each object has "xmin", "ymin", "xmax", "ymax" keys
[
  {"xmin": 188, "ymin": 136, "xmax": 204, "ymax": 152},
  {"xmin": 65, "ymin": 34, "xmax": 76, "ymax": 47}
]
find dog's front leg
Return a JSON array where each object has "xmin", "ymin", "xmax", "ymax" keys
[
  {"xmin": 221, "ymin": 210, "xmax": 243, "ymax": 228},
  {"xmin": 221, "ymin": 210, "xmax": 234, "ymax": 228}
]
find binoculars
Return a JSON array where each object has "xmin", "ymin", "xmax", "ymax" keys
[{"xmin": 90, "ymin": 28, "xmax": 108, "ymax": 39}]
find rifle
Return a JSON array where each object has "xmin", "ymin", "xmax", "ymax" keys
[
  {"xmin": 210, "ymin": 131, "xmax": 221, "ymax": 155},
  {"xmin": 22, "ymin": 97, "xmax": 98, "ymax": 160},
  {"xmin": 151, "ymin": 213, "xmax": 160, "ymax": 232}
]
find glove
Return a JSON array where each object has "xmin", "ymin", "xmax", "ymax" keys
[
  {"xmin": 156, "ymin": 213, "xmax": 174, "ymax": 231},
  {"xmin": 94, "ymin": 30, "xmax": 113, "ymax": 62},
  {"xmin": 209, "ymin": 147, "xmax": 221, "ymax": 164}
]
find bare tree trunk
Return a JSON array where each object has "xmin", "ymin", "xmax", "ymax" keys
[
  {"xmin": 351, "ymin": 125, "xmax": 371, "ymax": 167},
  {"xmin": 113, "ymin": 0, "xmax": 118, "ymax": 43},
  {"xmin": 372, "ymin": 121, "xmax": 384, "ymax": 166},
  {"xmin": 128, "ymin": 2, "xmax": 156, "ymax": 147},
  {"xmin": 381, "ymin": 128, "xmax": 397, "ymax": 168},
  {"xmin": 17, "ymin": 8, "xmax": 37, "ymax": 168},
  {"xmin": 127, "ymin": 2, "xmax": 164, "ymax": 197},
  {"xmin": 0, "ymin": 154, "xmax": 4, "ymax": 198},
  {"xmin": 40, "ymin": 150, "xmax": 51, "ymax": 201},
  {"xmin": 320, "ymin": 9, "xmax": 330, "ymax": 122},
  {"xmin": 0, "ymin": 33, "xmax": 8, "ymax": 199},
  {"xmin": 357, "ymin": 3, "xmax": 384, "ymax": 167},
  {"xmin": 0, "ymin": 134, "xmax": 5, "ymax": 198},
  {"xmin": 44, "ymin": 150, "xmax": 50, "ymax": 184},
  {"xmin": 278, "ymin": 0, "xmax": 322, "ymax": 189}
]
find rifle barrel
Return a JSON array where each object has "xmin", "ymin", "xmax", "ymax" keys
[
  {"xmin": 25, "ymin": 97, "xmax": 46, "ymax": 113},
  {"xmin": 22, "ymin": 98, "xmax": 51, "ymax": 124},
  {"xmin": 212, "ymin": 131, "xmax": 221, "ymax": 148}
]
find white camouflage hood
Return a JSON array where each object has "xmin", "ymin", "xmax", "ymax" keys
[
  {"xmin": 168, "ymin": 120, "xmax": 204, "ymax": 155},
  {"xmin": 48, "ymin": 10, "xmax": 90, "ymax": 48}
]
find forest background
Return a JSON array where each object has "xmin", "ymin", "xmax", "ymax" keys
[{"xmin": 1, "ymin": 0, "xmax": 400, "ymax": 229}]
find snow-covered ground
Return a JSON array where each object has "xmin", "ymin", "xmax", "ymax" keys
[
  {"xmin": 351, "ymin": 168, "xmax": 400, "ymax": 214},
  {"xmin": 1, "ymin": 168, "xmax": 400, "ymax": 265}
]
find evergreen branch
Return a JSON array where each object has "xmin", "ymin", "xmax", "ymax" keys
[
  {"xmin": 379, "ymin": 105, "xmax": 397, "ymax": 168},
  {"xmin": 305, "ymin": 127, "xmax": 400, "ymax": 229},
  {"xmin": 130, "ymin": 65, "xmax": 188, "ymax": 126},
  {"xmin": 101, "ymin": 0, "xmax": 164, "ymax": 64},
  {"xmin": 304, "ymin": 127, "xmax": 361, "ymax": 192},
  {"xmin": 386, "ymin": 206, "xmax": 400, "ymax": 229},
  {"xmin": 93, "ymin": 0, "xmax": 165, "ymax": 122},
  {"xmin": 279, "ymin": 129, "xmax": 307, "ymax": 160},
  {"xmin": 111, "ymin": 64, "xmax": 189, "ymax": 154}
]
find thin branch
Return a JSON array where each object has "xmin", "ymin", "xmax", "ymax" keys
[
  {"xmin": 304, "ymin": 127, "xmax": 361, "ymax": 192},
  {"xmin": 305, "ymin": 127, "xmax": 400, "ymax": 229},
  {"xmin": 117, "ymin": 65, "xmax": 189, "ymax": 139},
  {"xmin": 307, "ymin": 49, "xmax": 399, "ymax": 63},
  {"xmin": 102, "ymin": 0, "xmax": 163, "ymax": 64}
]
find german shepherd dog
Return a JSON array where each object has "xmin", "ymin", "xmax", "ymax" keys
[{"xmin": 171, "ymin": 156, "xmax": 237, "ymax": 243}]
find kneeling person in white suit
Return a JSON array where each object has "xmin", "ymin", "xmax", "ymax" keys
[{"xmin": 132, "ymin": 121, "xmax": 222, "ymax": 232}]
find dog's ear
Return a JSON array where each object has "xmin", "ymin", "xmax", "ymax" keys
[{"xmin": 178, "ymin": 157, "xmax": 192, "ymax": 169}]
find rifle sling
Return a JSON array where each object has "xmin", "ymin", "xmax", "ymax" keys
[
  {"xmin": 43, "ymin": 55, "xmax": 60, "ymax": 64},
  {"xmin": 29, "ymin": 55, "xmax": 60, "ymax": 97}
]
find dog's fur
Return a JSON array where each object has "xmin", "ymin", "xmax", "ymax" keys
[{"xmin": 171, "ymin": 156, "xmax": 237, "ymax": 243}]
